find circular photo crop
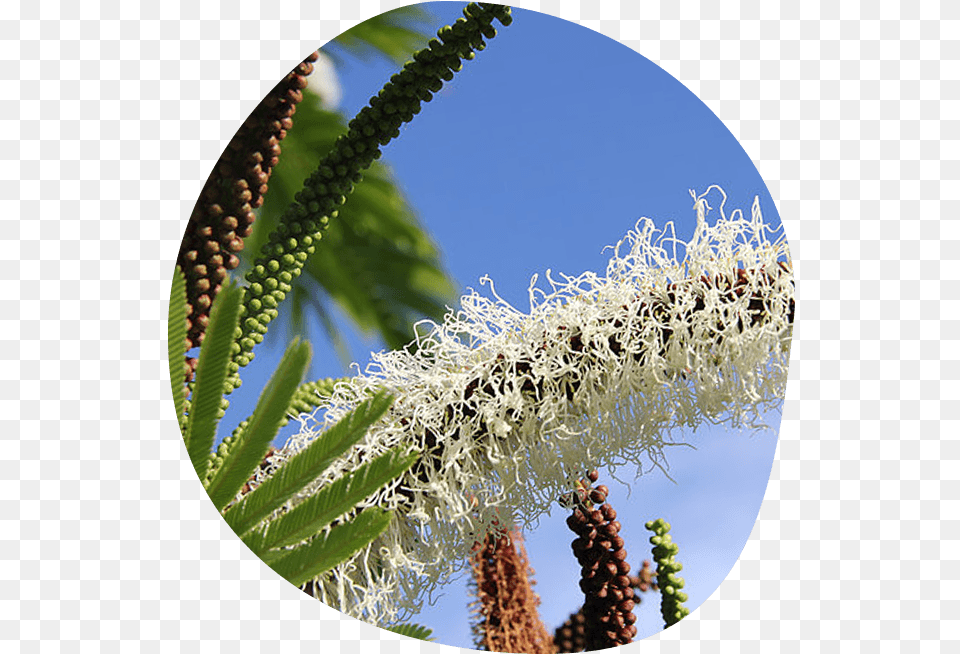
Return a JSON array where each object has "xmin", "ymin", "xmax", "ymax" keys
[{"xmin": 168, "ymin": 3, "xmax": 794, "ymax": 650}]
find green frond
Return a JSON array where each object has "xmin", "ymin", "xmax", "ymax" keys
[
  {"xmin": 183, "ymin": 278, "xmax": 243, "ymax": 482},
  {"xmin": 254, "ymin": 447, "xmax": 417, "ymax": 550},
  {"xmin": 168, "ymin": 266, "xmax": 189, "ymax": 432},
  {"xmin": 325, "ymin": 6, "xmax": 432, "ymax": 66},
  {"xmin": 266, "ymin": 506, "xmax": 394, "ymax": 587},
  {"xmin": 205, "ymin": 338, "xmax": 312, "ymax": 511},
  {"xmin": 222, "ymin": 390, "xmax": 394, "ymax": 536},
  {"xmin": 384, "ymin": 624, "xmax": 436, "ymax": 642}
]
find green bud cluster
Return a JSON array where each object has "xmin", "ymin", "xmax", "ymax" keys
[
  {"xmin": 229, "ymin": 3, "xmax": 513, "ymax": 385},
  {"xmin": 205, "ymin": 434, "xmax": 238, "ymax": 485},
  {"xmin": 646, "ymin": 519, "xmax": 690, "ymax": 627},
  {"xmin": 280, "ymin": 377, "xmax": 340, "ymax": 427}
]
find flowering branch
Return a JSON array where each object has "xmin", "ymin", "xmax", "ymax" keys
[{"xmin": 268, "ymin": 188, "xmax": 793, "ymax": 624}]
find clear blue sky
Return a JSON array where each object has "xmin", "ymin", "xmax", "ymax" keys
[{"xmin": 209, "ymin": 3, "xmax": 785, "ymax": 647}]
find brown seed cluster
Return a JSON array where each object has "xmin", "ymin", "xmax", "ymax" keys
[
  {"xmin": 470, "ymin": 527, "xmax": 555, "ymax": 654},
  {"xmin": 177, "ymin": 51, "xmax": 320, "ymax": 365},
  {"xmin": 563, "ymin": 471, "xmax": 637, "ymax": 650},
  {"xmin": 553, "ymin": 610, "xmax": 587, "ymax": 653},
  {"xmin": 554, "ymin": 558, "xmax": 658, "ymax": 653}
]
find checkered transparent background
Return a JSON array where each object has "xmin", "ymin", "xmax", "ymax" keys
[{"xmin": 5, "ymin": 0, "xmax": 956, "ymax": 651}]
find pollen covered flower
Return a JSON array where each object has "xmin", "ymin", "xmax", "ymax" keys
[
  {"xmin": 470, "ymin": 526, "xmax": 555, "ymax": 654},
  {"xmin": 263, "ymin": 187, "xmax": 794, "ymax": 625}
]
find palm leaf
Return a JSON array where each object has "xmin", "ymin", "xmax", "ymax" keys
[
  {"xmin": 183, "ymin": 277, "xmax": 243, "ymax": 482},
  {"xmin": 205, "ymin": 337, "xmax": 311, "ymax": 511},
  {"xmin": 222, "ymin": 390, "xmax": 394, "ymax": 536},
  {"xmin": 168, "ymin": 266, "xmax": 189, "ymax": 431},
  {"xmin": 385, "ymin": 624, "xmax": 436, "ymax": 642},
  {"xmin": 266, "ymin": 506, "xmax": 394, "ymax": 587},
  {"xmin": 324, "ymin": 6, "xmax": 432, "ymax": 67},
  {"xmin": 256, "ymin": 447, "xmax": 417, "ymax": 550}
]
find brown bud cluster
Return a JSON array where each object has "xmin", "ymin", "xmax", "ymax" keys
[
  {"xmin": 470, "ymin": 527, "xmax": 555, "ymax": 654},
  {"xmin": 177, "ymin": 51, "xmax": 320, "ymax": 360},
  {"xmin": 563, "ymin": 471, "xmax": 637, "ymax": 650},
  {"xmin": 554, "ymin": 610, "xmax": 587, "ymax": 653}
]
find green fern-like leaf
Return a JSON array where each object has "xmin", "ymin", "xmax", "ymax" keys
[
  {"xmin": 205, "ymin": 337, "xmax": 312, "ymax": 512},
  {"xmin": 256, "ymin": 447, "xmax": 417, "ymax": 550},
  {"xmin": 222, "ymin": 390, "xmax": 394, "ymax": 537},
  {"xmin": 183, "ymin": 277, "xmax": 243, "ymax": 482},
  {"xmin": 168, "ymin": 266, "xmax": 189, "ymax": 432},
  {"xmin": 384, "ymin": 623, "xmax": 436, "ymax": 642},
  {"xmin": 325, "ymin": 6, "xmax": 432, "ymax": 67},
  {"xmin": 266, "ymin": 506, "xmax": 394, "ymax": 587}
]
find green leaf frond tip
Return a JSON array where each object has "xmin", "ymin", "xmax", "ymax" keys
[
  {"xmin": 222, "ymin": 389, "xmax": 395, "ymax": 537},
  {"xmin": 229, "ymin": 2, "xmax": 513, "ymax": 380},
  {"xmin": 168, "ymin": 265, "xmax": 189, "ymax": 432},
  {"xmin": 183, "ymin": 277, "xmax": 244, "ymax": 482},
  {"xmin": 205, "ymin": 337, "xmax": 312, "ymax": 512},
  {"xmin": 266, "ymin": 506, "xmax": 394, "ymax": 587},
  {"xmin": 385, "ymin": 624, "xmax": 436, "ymax": 642},
  {"xmin": 249, "ymin": 447, "xmax": 417, "ymax": 551},
  {"xmin": 646, "ymin": 518, "xmax": 690, "ymax": 628}
]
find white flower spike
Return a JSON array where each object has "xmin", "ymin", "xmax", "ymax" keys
[{"xmin": 262, "ymin": 187, "xmax": 795, "ymax": 625}]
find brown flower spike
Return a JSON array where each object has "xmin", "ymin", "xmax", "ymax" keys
[
  {"xmin": 178, "ymin": 51, "xmax": 320, "ymax": 373},
  {"xmin": 471, "ymin": 527, "xmax": 556, "ymax": 654}
]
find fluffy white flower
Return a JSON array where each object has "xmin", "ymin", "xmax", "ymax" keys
[{"xmin": 264, "ymin": 186, "xmax": 794, "ymax": 625}]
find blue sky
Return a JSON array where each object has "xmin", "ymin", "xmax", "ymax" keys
[{"xmin": 207, "ymin": 3, "xmax": 785, "ymax": 648}]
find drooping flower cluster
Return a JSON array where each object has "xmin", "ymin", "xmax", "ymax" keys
[
  {"xmin": 231, "ymin": 3, "xmax": 513, "ymax": 378},
  {"xmin": 562, "ymin": 471, "xmax": 637, "ymax": 649},
  {"xmin": 179, "ymin": 51, "xmax": 320, "ymax": 374},
  {"xmin": 265, "ymin": 188, "xmax": 793, "ymax": 624},
  {"xmin": 469, "ymin": 526, "xmax": 555, "ymax": 654},
  {"xmin": 646, "ymin": 519, "xmax": 689, "ymax": 627}
]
